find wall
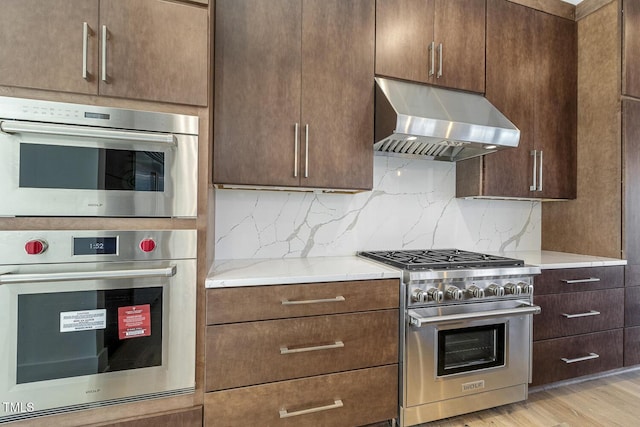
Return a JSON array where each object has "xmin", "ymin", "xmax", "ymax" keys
[{"xmin": 215, "ymin": 156, "xmax": 541, "ymax": 259}]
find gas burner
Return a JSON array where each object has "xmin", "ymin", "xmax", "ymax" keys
[{"xmin": 358, "ymin": 249, "xmax": 524, "ymax": 270}]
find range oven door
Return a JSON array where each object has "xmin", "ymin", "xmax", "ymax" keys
[
  {"xmin": 0, "ymin": 120, "xmax": 197, "ymax": 217},
  {"xmin": 0, "ymin": 259, "xmax": 196, "ymax": 422},
  {"xmin": 405, "ymin": 300, "xmax": 540, "ymax": 408}
]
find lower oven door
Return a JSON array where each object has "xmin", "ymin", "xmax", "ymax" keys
[
  {"xmin": 405, "ymin": 300, "xmax": 540, "ymax": 408},
  {"xmin": 0, "ymin": 259, "xmax": 196, "ymax": 422}
]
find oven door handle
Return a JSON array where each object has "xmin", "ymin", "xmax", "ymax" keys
[
  {"xmin": 408, "ymin": 303, "xmax": 541, "ymax": 327},
  {"xmin": 0, "ymin": 266, "xmax": 176, "ymax": 284},
  {"xmin": 0, "ymin": 120, "xmax": 177, "ymax": 146}
]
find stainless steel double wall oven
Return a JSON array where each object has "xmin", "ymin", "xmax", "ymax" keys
[{"xmin": 359, "ymin": 249, "xmax": 541, "ymax": 426}]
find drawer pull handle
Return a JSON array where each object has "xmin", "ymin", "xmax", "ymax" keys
[
  {"xmin": 561, "ymin": 352, "xmax": 599, "ymax": 364},
  {"xmin": 279, "ymin": 399, "xmax": 343, "ymax": 418},
  {"xmin": 281, "ymin": 296, "xmax": 345, "ymax": 305},
  {"xmin": 561, "ymin": 310, "xmax": 601, "ymax": 319},
  {"xmin": 561, "ymin": 277, "xmax": 601, "ymax": 284},
  {"xmin": 280, "ymin": 341, "xmax": 344, "ymax": 355}
]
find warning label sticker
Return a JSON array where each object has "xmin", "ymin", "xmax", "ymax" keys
[
  {"xmin": 60, "ymin": 309, "xmax": 107, "ymax": 333},
  {"xmin": 118, "ymin": 304, "xmax": 151, "ymax": 340}
]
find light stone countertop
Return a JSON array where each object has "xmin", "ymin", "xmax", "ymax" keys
[
  {"xmin": 206, "ymin": 251, "xmax": 626, "ymax": 288},
  {"xmin": 205, "ymin": 256, "xmax": 402, "ymax": 288},
  {"xmin": 497, "ymin": 250, "xmax": 626, "ymax": 270}
]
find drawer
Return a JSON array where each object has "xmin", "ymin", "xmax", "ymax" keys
[
  {"xmin": 206, "ymin": 279, "xmax": 399, "ymax": 324},
  {"xmin": 534, "ymin": 266, "xmax": 623, "ymax": 295},
  {"xmin": 206, "ymin": 310, "xmax": 399, "ymax": 391},
  {"xmin": 533, "ymin": 288, "xmax": 624, "ymax": 340},
  {"xmin": 204, "ymin": 365, "xmax": 398, "ymax": 427},
  {"xmin": 531, "ymin": 329, "xmax": 623, "ymax": 387}
]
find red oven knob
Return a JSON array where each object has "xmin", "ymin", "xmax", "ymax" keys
[
  {"xmin": 24, "ymin": 239, "xmax": 48, "ymax": 255},
  {"xmin": 139, "ymin": 239, "xmax": 156, "ymax": 253}
]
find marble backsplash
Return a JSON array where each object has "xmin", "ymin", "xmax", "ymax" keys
[{"xmin": 214, "ymin": 156, "xmax": 541, "ymax": 260}]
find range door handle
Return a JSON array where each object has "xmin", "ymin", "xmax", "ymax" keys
[
  {"xmin": 408, "ymin": 303, "xmax": 541, "ymax": 327},
  {"xmin": 0, "ymin": 266, "xmax": 176, "ymax": 284},
  {"xmin": 0, "ymin": 120, "xmax": 177, "ymax": 146}
]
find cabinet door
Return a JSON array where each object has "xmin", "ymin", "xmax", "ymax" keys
[
  {"xmin": 624, "ymin": 0, "xmax": 640, "ymax": 98},
  {"xmin": 99, "ymin": 0, "xmax": 207, "ymax": 106},
  {"xmin": 300, "ymin": 0, "xmax": 374, "ymax": 190},
  {"xmin": 433, "ymin": 0, "xmax": 485, "ymax": 93},
  {"xmin": 480, "ymin": 0, "xmax": 536, "ymax": 198},
  {"xmin": 0, "ymin": 0, "xmax": 99, "ymax": 94},
  {"xmin": 535, "ymin": 12, "xmax": 577, "ymax": 199},
  {"xmin": 624, "ymin": 100, "xmax": 640, "ymax": 266},
  {"xmin": 213, "ymin": 0, "xmax": 302, "ymax": 187},
  {"xmin": 375, "ymin": 0, "xmax": 434, "ymax": 83}
]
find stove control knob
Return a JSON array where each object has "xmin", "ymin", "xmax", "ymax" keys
[
  {"xmin": 467, "ymin": 285, "xmax": 485, "ymax": 299},
  {"xmin": 412, "ymin": 289, "xmax": 428, "ymax": 303},
  {"xmin": 445, "ymin": 286, "xmax": 464, "ymax": 300},
  {"xmin": 427, "ymin": 288, "xmax": 444, "ymax": 303},
  {"xmin": 486, "ymin": 284, "xmax": 505, "ymax": 297},
  {"xmin": 520, "ymin": 282, "xmax": 534, "ymax": 295},
  {"xmin": 505, "ymin": 282, "xmax": 522, "ymax": 295},
  {"xmin": 24, "ymin": 239, "xmax": 48, "ymax": 255}
]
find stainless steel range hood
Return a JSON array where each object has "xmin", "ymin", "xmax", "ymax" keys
[{"xmin": 374, "ymin": 77, "xmax": 520, "ymax": 161}]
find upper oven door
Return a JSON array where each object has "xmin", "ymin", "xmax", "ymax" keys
[
  {"xmin": 0, "ymin": 259, "xmax": 196, "ymax": 422},
  {"xmin": 0, "ymin": 121, "xmax": 197, "ymax": 217},
  {"xmin": 405, "ymin": 300, "xmax": 539, "ymax": 407}
]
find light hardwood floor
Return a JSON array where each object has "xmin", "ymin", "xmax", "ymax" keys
[{"xmin": 413, "ymin": 368, "xmax": 640, "ymax": 426}]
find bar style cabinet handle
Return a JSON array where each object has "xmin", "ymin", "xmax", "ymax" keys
[
  {"xmin": 437, "ymin": 43, "xmax": 443, "ymax": 78},
  {"xmin": 562, "ymin": 310, "xmax": 600, "ymax": 319},
  {"xmin": 561, "ymin": 353, "xmax": 599, "ymax": 364},
  {"xmin": 279, "ymin": 399, "xmax": 343, "ymax": 419},
  {"xmin": 530, "ymin": 150, "xmax": 538, "ymax": 191},
  {"xmin": 428, "ymin": 41, "xmax": 435, "ymax": 77},
  {"xmin": 280, "ymin": 341, "xmax": 344, "ymax": 355},
  {"xmin": 304, "ymin": 124, "xmax": 309, "ymax": 178},
  {"xmin": 538, "ymin": 150, "xmax": 544, "ymax": 191},
  {"xmin": 294, "ymin": 123, "xmax": 299, "ymax": 178},
  {"xmin": 82, "ymin": 22, "xmax": 92, "ymax": 80},
  {"xmin": 101, "ymin": 25, "xmax": 108, "ymax": 83},
  {"xmin": 281, "ymin": 296, "xmax": 345, "ymax": 305},
  {"xmin": 561, "ymin": 277, "xmax": 601, "ymax": 284}
]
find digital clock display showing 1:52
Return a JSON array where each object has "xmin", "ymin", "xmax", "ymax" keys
[{"xmin": 73, "ymin": 237, "xmax": 118, "ymax": 255}]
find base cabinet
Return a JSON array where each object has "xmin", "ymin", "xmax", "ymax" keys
[
  {"xmin": 204, "ymin": 279, "xmax": 399, "ymax": 427},
  {"xmin": 531, "ymin": 266, "xmax": 624, "ymax": 387}
]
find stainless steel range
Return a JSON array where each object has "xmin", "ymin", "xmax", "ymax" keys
[{"xmin": 358, "ymin": 249, "xmax": 541, "ymax": 426}]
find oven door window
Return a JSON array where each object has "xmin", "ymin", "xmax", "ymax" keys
[
  {"xmin": 16, "ymin": 287, "xmax": 163, "ymax": 384},
  {"xmin": 19, "ymin": 143, "xmax": 165, "ymax": 192},
  {"xmin": 437, "ymin": 324, "xmax": 505, "ymax": 377}
]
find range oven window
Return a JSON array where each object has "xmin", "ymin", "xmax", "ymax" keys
[
  {"xmin": 16, "ymin": 287, "xmax": 163, "ymax": 384},
  {"xmin": 437, "ymin": 324, "xmax": 506, "ymax": 376},
  {"xmin": 19, "ymin": 143, "xmax": 165, "ymax": 192}
]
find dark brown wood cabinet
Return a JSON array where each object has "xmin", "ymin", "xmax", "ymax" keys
[
  {"xmin": 0, "ymin": 0, "xmax": 207, "ymax": 106},
  {"xmin": 532, "ymin": 266, "xmax": 625, "ymax": 387},
  {"xmin": 213, "ymin": 0, "xmax": 374, "ymax": 191},
  {"xmin": 375, "ymin": 0, "xmax": 485, "ymax": 93},
  {"xmin": 456, "ymin": 0, "xmax": 576, "ymax": 200},
  {"xmin": 204, "ymin": 279, "xmax": 399, "ymax": 426},
  {"xmin": 623, "ymin": 0, "xmax": 640, "ymax": 98}
]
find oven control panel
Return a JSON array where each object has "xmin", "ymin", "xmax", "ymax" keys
[{"xmin": 408, "ymin": 276, "xmax": 536, "ymax": 307}]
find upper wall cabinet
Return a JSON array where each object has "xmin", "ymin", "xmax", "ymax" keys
[
  {"xmin": 375, "ymin": 0, "xmax": 485, "ymax": 93},
  {"xmin": 624, "ymin": 0, "xmax": 640, "ymax": 98},
  {"xmin": 456, "ymin": 0, "xmax": 576, "ymax": 200},
  {"xmin": 214, "ymin": 0, "xmax": 374, "ymax": 191},
  {"xmin": 0, "ymin": 0, "xmax": 207, "ymax": 106}
]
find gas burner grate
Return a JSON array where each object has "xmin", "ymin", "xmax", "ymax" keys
[{"xmin": 358, "ymin": 249, "xmax": 524, "ymax": 270}]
